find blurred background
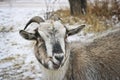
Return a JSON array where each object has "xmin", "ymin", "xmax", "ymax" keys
[{"xmin": 0, "ymin": 0, "xmax": 119, "ymax": 80}]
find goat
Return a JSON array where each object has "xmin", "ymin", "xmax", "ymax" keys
[{"xmin": 19, "ymin": 16, "xmax": 120, "ymax": 80}]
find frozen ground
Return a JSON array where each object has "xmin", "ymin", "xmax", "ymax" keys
[{"xmin": 0, "ymin": 7, "xmax": 46, "ymax": 80}]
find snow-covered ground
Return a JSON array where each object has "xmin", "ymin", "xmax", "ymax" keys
[{"xmin": 0, "ymin": 7, "xmax": 46, "ymax": 80}]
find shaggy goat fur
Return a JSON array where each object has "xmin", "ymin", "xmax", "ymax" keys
[{"xmin": 65, "ymin": 29, "xmax": 120, "ymax": 80}]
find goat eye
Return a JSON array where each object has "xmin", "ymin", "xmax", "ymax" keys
[
  {"xmin": 65, "ymin": 34, "xmax": 68, "ymax": 39},
  {"xmin": 37, "ymin": 38, "xmax": 44, "ymax": 46},
  {"xmin": 38, "ymin": 42, "xmax": 42, "ymax": 46},
  {"xmin": 38, "ymin": 42, "xmax": 47, "ymax": 52},
  {"xmin": 37, "ymin": 37, "xmax": 44, "ymax": 42},
  {"xmin": 38, "ymin": 41, "xmax": 44, "ymax": 47},
  {"xmin": 40, "ymin": 38, "xmax": 44, "ymax": 42}
]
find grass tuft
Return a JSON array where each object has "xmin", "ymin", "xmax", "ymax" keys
[{"xmin": 53, "ymin": 0, "xmax": 119, "ymax": 33}]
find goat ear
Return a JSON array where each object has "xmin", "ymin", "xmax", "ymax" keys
[
  {"xmin": 67, "ymin": 25, "xmax": 85, "ymax": 36},
  {"xmin": 19, "ymin": 30, "xmax": 37, "ymax": 40}
]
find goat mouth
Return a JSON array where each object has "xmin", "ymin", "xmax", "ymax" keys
[
  {"xmin": 40, "ymin": 57, "xmax": 67, "ymax": 70},
  {"xmin": 52, "ymin": 61, "xmax": 61, "ymax": 69},
  {"xmin": 41, "ymin": 60, "xmax": 62, "ymax": 70}
]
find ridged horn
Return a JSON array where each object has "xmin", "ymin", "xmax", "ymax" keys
[{"xmin": 24, "ymin": 16, "xmax": 45, "ymax": 30}]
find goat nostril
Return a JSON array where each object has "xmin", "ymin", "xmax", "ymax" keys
[{"xmin": 55, "ymin": 56, "xmax": 64, "ymax": 63}]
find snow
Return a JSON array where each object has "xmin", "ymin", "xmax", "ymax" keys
[{"xmin": 0, "ymin": 7, "xmax": 45, "ymax": 80}]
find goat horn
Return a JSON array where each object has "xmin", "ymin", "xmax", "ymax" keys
[{"xmin": 24, "ymin": 16, "xmax": 45, "ymax": 30}]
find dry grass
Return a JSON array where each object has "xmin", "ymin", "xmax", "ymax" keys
[
  {"xmin": 0, "ymin": 56, "xmax": 15, "ymax": 63},
  {"xmin": 53, "ymin": 0, "xmax": 119, "ymax": 33},
  {"xmin": 0, "ymin": 26, "xmax": 13, "ymax": 32},
  {"xmin": 54, "ymin": 9, "xmax": 109, "ymax": 33},
  {"xmin": 81, "ymin": 14, "xmax": 108, "ymax": 32},
  {"xmin": 54, "ymin": 9, "xmax": 70, "ymax": 18},
  {"xmin": 88, "ymin": 0, "xmax": 120, "ymax": 19}
]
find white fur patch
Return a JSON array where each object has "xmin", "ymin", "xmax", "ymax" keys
[
  {"xmin": 37, "ymin": 21, "xmax": 69, "ymax": 78},
  {"xmin": 39, "ymin": 53, "xmax": 70, "ymax": 80},
  {"xmin": 59, "ymin": 38, "xmax": 65, "ymax": 54},
  {"xmin": 38, "ymin": 21, "xmax": 66, "ymax": 58},
  {"xmin": 48, "ymin": 61, "xmax": 53, "ymax": 69},
  {"xmin": 45, "ymin": 41, "xmax": 53, "ymax": 57}
]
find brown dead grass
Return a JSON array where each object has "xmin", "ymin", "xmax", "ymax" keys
[
  {"xmin": 54, "ymin": 9, "xmax": 109, "ymax": 33},
  {"xmin": 0, "ymin": 56, "xmax": 15, "ymax": 63},
  {"xmin": 54, "ymin": 0, "xmax": 119, "ymax": 33}
]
